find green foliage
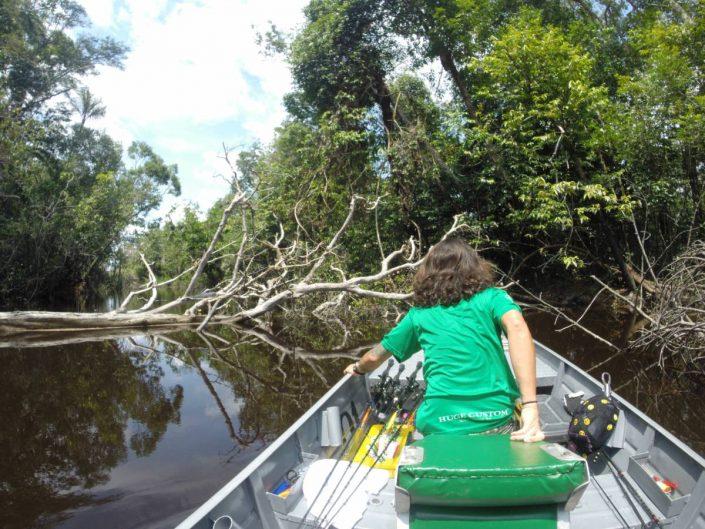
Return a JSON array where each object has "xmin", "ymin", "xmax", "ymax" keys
[
  {"xmin": 0, "ymin": 0, "xmax": 178, "ymax": 307},
  {"xmin": 607, "ymin": 5, "xmax": 705, "ymax": 260},
  {"xmin": 466, "ymin": 9, "xmax": 632, "ymax": 241},
  {"xmin": 0, "ymin": 0, "xmax": 126, "ymax": 117},
  {"xmin": 125, "ymin": 203, "xmax": 224, "ymax": 286},
  {"xmin": 288, "ymin": 0, "xmax": 394, "ymax": 116}
]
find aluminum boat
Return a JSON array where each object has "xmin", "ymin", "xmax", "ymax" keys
[{"xmin": 175, "ymin": 339, "xmax": 705, "ymax": 529}]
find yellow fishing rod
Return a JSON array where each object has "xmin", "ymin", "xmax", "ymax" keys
[
  {"xmin": 314, "ymin": 411, "xmax": 401, "ymax": 529},
  {"xmin": 296, "ymin": 362, "xmax": 406, "ymax": 529},
  {"xmin": 310, "ymin": 401, "xmax": 402, "ymax": 528},
  {"xmin": 317, "ymin": 402, "xmax": 421, "ymax": 529},
  {"xmin": 309, "ymin": 366, "xmax": 418, "ymax": 529},
  {"xmin": 293, "ymin": 405, "xmax": 373, "ymax": 529}
]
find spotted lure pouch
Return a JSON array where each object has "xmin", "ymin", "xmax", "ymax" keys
[{"xmin": 568, "ymin": 373, "xmax": 621, "ymax": 457}]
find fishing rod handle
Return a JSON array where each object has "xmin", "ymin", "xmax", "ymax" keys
[
  {"xmin": 408, "ymin": 361, "xmax": 423, "ymax": 380},
  {"xmin": 377, "ymin": 364, "xmax": 406, "ymax": 405},
  {"xmin": 319, "ymin": 391, "xmax": 419, "ymax": 527},
  {"xmin": 387, "ymin": 364, "xmax": 407, "ymax": 392},
  {"xmin": 374, "ymin": 360, "xmax": 400, "ymax": 394},
  {"xmin": 380, "ymin": 358, "xmax": 394, "ymax": 380},
  {"xmin": 400, "ymin": 362, "xmax": 423, "ymax": 395},
  {"xmin": 315, "ymin": 405, "xmax": 403, "ymax": 526},
  {"xmin": 377, "ymin": 382, "xmax": 408, "ymax": 419},
  {"xmin": 320, "ymin": 400, "xmax": 422, "ymax": 527},
  {"xmin": 375, "ymin": 359, "xmax": 395, "ymax": 393},
  {"xmin": 392, "ymin": 363, "xmax": 406, "ymax": 381},
  {"xmin": 297, "ymin": 402, "xmax": 377, "ymax": 529}
]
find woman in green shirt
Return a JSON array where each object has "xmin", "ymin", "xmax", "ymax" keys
[{"xmin": 344, "ymin": 238, "xmax": 543, "ymax": 442}]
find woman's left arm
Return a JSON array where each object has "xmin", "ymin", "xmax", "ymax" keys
[
  {"xmin": 344, "ymin": 343, "xmax": 392, "ymax": 375},
  {"xmin": 502, "ymin": 309, "xmax": 544, "ymax": 443}
]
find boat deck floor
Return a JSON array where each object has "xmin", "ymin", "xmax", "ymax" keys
[{"xmin": 176, "ymin": 337, "xmax": 705, "ymax": 529}]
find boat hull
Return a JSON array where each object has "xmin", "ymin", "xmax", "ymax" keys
[{"xmin": 175, "ymin": 340, "xmax": 705, "ymax": 529}]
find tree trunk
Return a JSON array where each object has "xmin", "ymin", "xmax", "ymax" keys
[
  {"xmin": 0, "ymin": 311, "xmax": 227, "ymax": 337},
  {"xmin": 373, "ymin": 74, "xmax": 396, "ymax": 133},
  {"xmin": 437, "ymin": 46, "xmax": 476, "ymax": 119},
  {"xmin": 598, "ymin": 212, "xmax": 638, "ymax": 292}
]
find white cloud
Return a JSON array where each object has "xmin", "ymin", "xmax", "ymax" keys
[
  {"xmin": 86, "ymin": 0, "xmax": 301, "ymax": 128},
  {"xmin": 80, "ymin": 0, "xmax": 307, "ymax": 213},
  {"xmin": 80, "ymin": 0, "xmax": 115, "ymax": 27},
  {"xmin": 152, "ymin": 148, "xmax": 233, "ymax": 221}
]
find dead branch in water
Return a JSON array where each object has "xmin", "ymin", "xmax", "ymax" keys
[
  {"xmin": 3, "ymin": 138, "xmax": 702, "ymax": 385},
  {"xmin": 629, "ymin": 241, "xmax": 705, "ymax": 369},
  {"xmin": 512, "ymin": 281, "xmax": 622, "ymax": 352}
]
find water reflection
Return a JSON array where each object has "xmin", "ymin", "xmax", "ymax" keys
[
  {"xmin": 0, "ymin": 339, "xmax": 183, "ymax": 529},
  {"xmin": 0, "ymin": 325, "xmax": 369, "ymax": 529},
  {"xmin": 3, "ymin": 310, "xmax": 705, "ymax": 529}
]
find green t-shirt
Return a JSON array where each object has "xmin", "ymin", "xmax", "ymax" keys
[{"xmin": 380, "ymin": 287, "xmax": 522, "ymax": 434}]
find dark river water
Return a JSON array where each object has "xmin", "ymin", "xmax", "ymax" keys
[{"xmin": 1, "ymin": 307, "xmax": 704, "ymax": 529}]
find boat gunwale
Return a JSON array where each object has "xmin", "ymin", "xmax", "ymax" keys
[{"xmin": 537, "ymin": 340, "xmax": 705, "ymax": 468}]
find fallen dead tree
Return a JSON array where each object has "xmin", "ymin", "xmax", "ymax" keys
[
  {"xmin": 0, "ymin": 311, "xmax": 221, "ymax": 338},
  {"xmin": 0, "ymin": 147, "xmax": 469, "ymax": 337},
  {"xmin": 4, "ymin": 144, "xmax": 701, "ymax": 376}
]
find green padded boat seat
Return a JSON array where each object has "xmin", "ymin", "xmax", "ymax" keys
[
  {"xmin": 397, "ymin": 434, "xmax": 587, "ymax": 508},
  {"xmin": 410, "ymin": 505, "xmax": 558, "ymax": 529}
]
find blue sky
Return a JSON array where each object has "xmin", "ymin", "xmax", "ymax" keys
[{"xmin": 79, "ymin": 0, "xmax": 309, "ymax": 220}]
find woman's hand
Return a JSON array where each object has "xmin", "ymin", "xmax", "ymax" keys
[
  {"xmin": 344, "ymin": 363, "xmax": 360, "ymax": 375},
  {"xmin": 343, "ymin": 345, "xmax": 391, "ymax": 376},
  {"xmin": 511, "ymin": 404, "xmax": 545, "ymax": 443}
]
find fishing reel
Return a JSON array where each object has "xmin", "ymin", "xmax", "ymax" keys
[
  {"xmin": 371, "ymin": 359, "xmax": 395, "ymax": 406},
  {"xmin": 374, "ymin": 361, "xmax": 423, "ymax": 421}
]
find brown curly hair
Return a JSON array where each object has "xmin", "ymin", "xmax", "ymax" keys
[{"xmin": 412, "ymin": 239, "xmax": 495, "ymax": 307}]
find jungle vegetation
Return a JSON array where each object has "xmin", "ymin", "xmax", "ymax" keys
[
  {"xmin": 2, "ymin": 0, "xmax": 704, "ymax": 310},
  {"xmin": 127, "ymin": 0, "xmax": 705, "ymax": 300},
  {"xmin": 0, "ymin": 0, "xmax": 180, "ymax": 307}
]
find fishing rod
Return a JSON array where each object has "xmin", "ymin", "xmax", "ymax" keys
[
  {"xmin": 396, "ymin": 361, "xmax": 422, "ymax": 408},
  {"xmin": 309, "ymin": 366, "xmax": 410, "ymax": 528},
  {"xmin": 344, "ymin": 363, "xmax": 418, "ymax": 462},
  {"xmin": 294, "ymin": 361, "xmax": 404, "ymax": 529},
  {"xmin": 313, "ymin": 411, "xmax": 401, "ymax": 529},
  {"xmin": 313, "ymin": 367, "xmax": 422, "ymax": 528},
  {"xmin": 320, "ymin": 410, "xmax": 419, "ymax": 529},
  {"xmin": 590, "ymin": 469, "xmax": 630, "ymax": 529},
  {"xmin": 331, "ymin": 361, "xmax": 399, "ymax": 466},
  {"xmin": 292, "ymin": 405, "xmax": 374, "ymax": 529},
  {"xmin": 314, "ymin": 376, "xmax": 403, "ymax": 527},
  {"xmin": 318, "ymin": 398, "xmax": 423, "ymax": 529},
  {"xmin": 601, "ymin": 451, "xmax": 662, "ymax": 529}
]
